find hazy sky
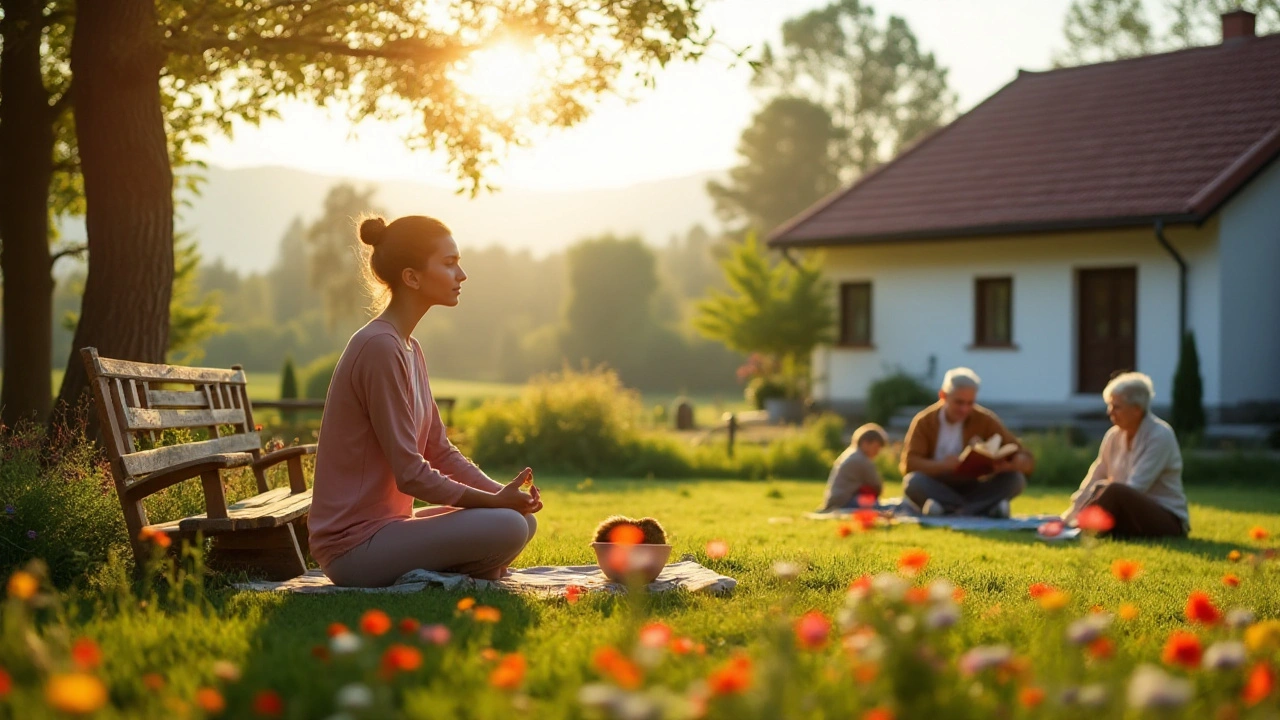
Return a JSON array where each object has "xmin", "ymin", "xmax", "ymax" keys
[{"xmin": 194, "ymin": 0, "xmax": 1164, "ymax": 191}]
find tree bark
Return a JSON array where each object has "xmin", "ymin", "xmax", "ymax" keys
[
  {"xmin": 55, "ymin": 0, "xmax": 173, "ymax": 423},
  {"xmin": 0, "ymin": 0, "xmax": 56, "ymax": 426}
]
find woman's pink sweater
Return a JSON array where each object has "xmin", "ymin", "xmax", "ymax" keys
[{"xmin": 308, "ymin": 320, "xmax": 502, "ymax": 569}]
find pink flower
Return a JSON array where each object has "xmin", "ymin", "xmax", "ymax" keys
[
  {"xmin": 418, "ymin": 624, "xmax": 451, "ymax": 646},
  {"xmin": 795, "ymin": 611, "xmax": 831, "ymax": 650},
  {"xmin": 639, "ymin": 622, "xmax": 673, "ymax": 649}
]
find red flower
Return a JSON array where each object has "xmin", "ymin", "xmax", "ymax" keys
[
  {"xmin": 1028, "ymin": 582, "xmax": 1056, "ymax": 599},
  {"xmin": 398, "ymin": 618, "xmax": 421, "ymax": 635},
  {"xmin": 898, "ymin": 549, "xmax": 929, "ymax": 575},
  {"xmin": 593, "ymin": 647, "xmax": 643, "ymax": 689},
  {"xmin": 1086, "ymin": 637, "xmax": 1115, "ymax": 660},
  {"xmin": 1018, "ymin": 687, "xmax": 1046, "ymax": 708},
  {"xmin": 1248, "ymin": 526, "xmax": 1269, "ymax": 541},
  {"xmin": 1222, "ymin": 574, "xmax": 1241, "ymax": 588},
  {"xmin": 327, "ymin": 623, "xmax": 349, "ymax": 637},
  {"xmin": 566, "ymin": 585, "xmax": 583, "ymax": 605},
  {"xmin": 850, "ymin": 575, "xmax": 873, "ymax": 594},
  {"xmin": 360, "ymin": 609, "xmax": 392, "ymax": 635},
  {"xmin": 1243, "ymin": 662, "xmax": 1274, "ymax": 707},
  {"xmin": 71, "ymin": 638, "xmax": 102, "ymax": 670},
  {"xmin": 1110, "ymin": 559, "xmax": 1141, "ymax": 582},
  {"xmin": 1185, "ymin": 591, "xmax": 1222, "ymax": 625},
  {"xmin": 489, "ymin": 653, "xmax": 527, "ymax": 690},
  {"xmin": 862, "ymin": 707, "xmax": 895, "ymax": 720},
  {"xmin": 837, "ymin": 524, "xmax": 854, "ymax": 538},
  {"xmin": 856, "ymin": 490, "xmax": 879, "ymax": 508},
  {"xmin": 1077, "ymin": 506, "xmax": 1115, "ymax": 533},
  {"xmin": 795, "ymin": 611, "xmax": 831, "ymax": 650},
  {"xmin": 639, "ymin": 622, "xmax": 673, "ymax": 649},
  {"xmin": 707, "ymin": 654, "xmax": 753, "ymax": 695},
  {"xmin": 853, "ymin": 510, "xmax": 878, "ymax": 531},
  {"xmin": 0, "ymin": 668, "xmax": 11, "ymax": 697},
  {"xmin": 669, "ymin": 637, "xmax": 696, "ymax": 655},
  {"xmin": 252, "ymin": 690, "xmax": 284, "ymax": 717},
  {"xmin": 381, "ymin": 644, "xmax": 422, "ymax": 674},
  {"xmin": 904, "ymin": 587, "xmax": 931, "ymax": 605},
  {"xmin": 1162, "ymin": 631, "xmax": 1203, "ymax": 669}
]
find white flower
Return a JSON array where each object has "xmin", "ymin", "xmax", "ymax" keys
[
  {"xmin": 959, "ymin": 645, "xmax": 1013, "ymax": 675},
  {"xmin": 1227, "ymin": 608, "xmax": 1256, "ymax": 629},
  {"xmin": 1127, "ymin": 664, "xmax": 1193, "ymax": 709},
  {"xmin": 772, "ymin": 561, "xmax": 801, "ymax": 580},
  {"xmin": 330, "ymin": 632, "xmax": 362, "ymax": 655},
  {"xmin": 1066, "ymin": 614, "xmax": 1113, "ymax": 645},
  {"xmin": 926, "ymin": 602, "xmax": 960, "ymax": 630},
  {"xmin": 616, "ymin": 692, "xmax": 660, "ymax": 720},
  {"xmin": 928, "ymin": 579, "xmax": 956, "ymax": 603},
  {"xmin": 579, "ymin": 683, "xmax": 623, "ymax": 710},
  {"xmin": 336, "ymin": 684, "xmax": 373, "ymax": 710},
  {"xmin": 844, "ymin": 632, "xmax": 886, "ymax": 663},
  {"xmin": 896, "ymin": 615, "xmax": 918, "ymax": 634},
  {"xmin": 871, "ymin": 573, "xmax": 907, "ymax": 601},
  {"xmin": 1078, "ymin": 684, "xmax": 1108, "ymax": 708},
  {"xmin": 1202, "ymin": 641, "xmax": 1247, "ymax": 671}
]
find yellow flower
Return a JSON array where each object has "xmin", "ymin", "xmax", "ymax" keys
[
  {"xmin": 457, "ymin": 597, "xmax": 476, "ymax": 612},
  {"xmin": 46, "ymin": 673, "xmax": 108, "ymax": 715},
  {"xmin": 7, "ymin": 570, "xmax": 37, "ymax": 600},
  {"xmin": 1245, "ymin": 620, "xmax": 1280, "ymax": 655},
  {"xmin": 1038, "ymin": 590, "xmax": 1070, "ymax": 612},
  {"xmin": 1118, "ymin": 603, "xmax": 1140, "ymax": 621}
]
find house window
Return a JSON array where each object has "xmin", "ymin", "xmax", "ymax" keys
[
  {"xmin": 974, "ymin": 277, "xmax": 1013, "ymax": 347},
  {"xmin": 839, "ymin": 282, "xmax": 872, "ymax": 347}
]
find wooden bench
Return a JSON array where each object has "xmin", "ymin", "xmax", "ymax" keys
[{"xmin": 81, "ymin": 347, "xmax": 315, "ymax": 580}]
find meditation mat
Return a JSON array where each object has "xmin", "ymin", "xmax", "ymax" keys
[
  {"xmin": 804, "ymin": 503, "xmax": 1082, "ymax": 540},
  {"xmin": 232, "ymin": 559, "xmax": 736, "ymax": 596}
]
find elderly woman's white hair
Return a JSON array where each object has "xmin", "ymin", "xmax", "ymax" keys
[
  {"xmin": 1103, "ymin": 372, "xmax": 1155, "ymax": 411},
  {"xmin": 941, "ymin": 367, "xmax": 981, "ymax": 393}
]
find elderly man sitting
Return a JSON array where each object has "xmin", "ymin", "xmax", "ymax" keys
[
  {"xmin": 1062, "ymin": 372, "xmax": 1189, "ymax": 538},
  {"xmin": 900, "ymin": 367, "xmax": 1035, "ymax": 517}
]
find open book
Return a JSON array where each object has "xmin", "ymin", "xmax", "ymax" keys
[{"xmin": 955, "ymin": 434, "xmax": 1019, "ymax": 479}]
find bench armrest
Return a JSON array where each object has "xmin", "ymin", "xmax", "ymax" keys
[
  {"xmin": 124, "ymin": 452, "xmax": 255, "ymax": 502},
  {"xmin": 252, "ymin": 444, "xmax": 317, "ymax": 494}
]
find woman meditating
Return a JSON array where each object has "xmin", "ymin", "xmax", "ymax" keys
[{"xmin": 309, "ymin": 215, "xmax": 542, "ymax": 587}]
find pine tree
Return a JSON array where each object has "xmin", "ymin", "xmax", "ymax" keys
[
  {"xmin": 280, "ymin": 356, "xmax": 299, "ymax": 424},
  {"xmin": 1171, "ymin": 331, "xmax": 1206, "ymax": 441}
]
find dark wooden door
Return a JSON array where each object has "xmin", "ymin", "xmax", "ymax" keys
[{"xmin": 1077, "ymin": 268, "xmax": 1136, "ymax": 393}]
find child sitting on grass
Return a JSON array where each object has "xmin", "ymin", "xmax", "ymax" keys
[{"xmin": 818, "ymin": 423, "xmax": 889, "ymax": 512}]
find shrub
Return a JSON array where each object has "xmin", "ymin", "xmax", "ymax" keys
[
  {"xmin": 280, "ymin": 356, "xmax": 300, "ymax": 423},
  {"xmin": 1171, "ymin": 330, "xmax": 1206, "ymax": 441},
  {"xmin": 745, "ymin": 375, "xmax": 789, "ymax": 409},
  {"xmin": 866, "ymin": 370, "xmax": 933, "ymax": 425},
  {"xmin": 805, "ymin": 412, "xmax": 848, "ymax": 455},
  {"xmin": 302, "ymin": 352, "xmax": 341, "ymax": 400}
]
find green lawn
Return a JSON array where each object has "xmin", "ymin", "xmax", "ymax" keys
[{"xmin": 17, "ymin": 477, "xmax": 1277, "ymax": 718}]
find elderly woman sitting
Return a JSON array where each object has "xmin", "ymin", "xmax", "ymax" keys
[{"xmin": 1062, "ymin": 372, "xmax": 1189, "ymax": 538}]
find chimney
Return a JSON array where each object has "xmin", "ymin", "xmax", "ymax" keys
[{"xmin": 1222, "ymin": 9, "xmax": 1256, "ymax": 43}]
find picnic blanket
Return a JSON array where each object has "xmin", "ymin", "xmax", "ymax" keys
[
  {"xmin": 804, "ymin": 499, "xmax": 1081, "ymax": 540},
  {"xmin": 232, "ymin": 560, "xmax": 736, "ymax": 596}
]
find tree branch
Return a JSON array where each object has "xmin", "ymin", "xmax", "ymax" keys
[
  {"xmin": 50, "ymin": 244, "xmax": 87, "ymax": 266},
  {"xmin": 185, "ymin": 35, "xmax": 472, "ymax": 64}
]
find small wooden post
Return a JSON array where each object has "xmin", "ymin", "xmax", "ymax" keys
[{"xmin": 726, "ymin": 413, "xmax": 738, "ymax": 458}]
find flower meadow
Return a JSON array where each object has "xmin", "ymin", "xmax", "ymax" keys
[{"xmin": 0, "ymin": 494, "xmax": 1278, "ymax": 720}]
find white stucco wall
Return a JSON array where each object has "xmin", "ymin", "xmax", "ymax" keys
[
  {"xmin": 1218, "ymin": 159, "xmax": 1280, "ymax": 405},
  {"xmin": 809, "ymin": 223, "xmax": 1221, "ymax": 410}
]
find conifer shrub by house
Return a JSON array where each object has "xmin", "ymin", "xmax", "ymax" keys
[{"xmin": 1172, "ymin": 330, "xmax": 1206, "ymax": 441}]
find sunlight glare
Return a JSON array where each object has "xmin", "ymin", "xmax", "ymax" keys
[{"xmin": 454, "ymin": 42, "xmax": 543, "ymax": 114}]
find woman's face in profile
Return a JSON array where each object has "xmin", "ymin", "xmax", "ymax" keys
[{"xmin": 413, "ymin": 235, "xmax": 468, "ymax": 308}]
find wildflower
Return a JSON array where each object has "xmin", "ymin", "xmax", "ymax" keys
[
  {"xmin": 1019, "ymin": 686, "xmax": 1046, "ymax": 708},
  {"xmin": 26, "ymin": 530, "xmax": 36, "ymax": 540},
  {"xmin": 457, "ymin": 597, "xmax": 476, "ymax": 611},
  {"xmin": 1110, "ymin": 559, "xmax": 1141, "ymax": 582},
  {"xmin": 1067, "ymin": 614, "xmax": 1112, "ymax": 644},
  {"xmin": 473, "ymin": 606, "xmax": 501, "ymax": 623},
  {"xmin": 1128, "ymin": 664, "xmax": 1193, "ymax": 709},
  {"xmin": 1039, "ymin": 590, "xmax": 1070, "ymax": 612},
  {"xmin": 707, "ymin": 654, "xmax": 753, "ymax": 695},
  {"xmin": 952, "ymin": 586, "xmax": 967, "ymax": 603},
  {"xmin": 330, "ymin": 632, "xmax": 361, "ymax": 655},
  {"xmin": 142, "ymin": 673, "xmax": 164, "ymax": 691},
  {"xmin": 1077, "ymin": 506, "xmax": 1114, "ymax": 533},
  {"xmin": 578, "ymin": 683, "xmax": 624, "ymax": 710},
  {"xmin": 639, "ymin": 622, "xmax": 672, "ymax": 649},
  {"xmin": 70, "ymin": 637, "xmax": 102, "ymax": 670},
  {"xmin": 6, "ymin": 570, "xmax": 37, "ymax": 600},
  {"xmin": 1228, "ymin": 550, "xmax": 1242, "ymax": 562},
  {"xmin": 773, "ymin": 561, "xmax": 801, "ymax": 580},
  {"xmin": 669, "ymin": 637, "xmax": 696, "ymax": 655},
  {"xmin": 1202, "ymin": 641, "xmax": 1247, "ymax": 671},
  {"xmin": 1243, "ymin": 662, "xmax": 1274, "ymax": 707},
  {"xmin": 0, "ymin": 668, "xmax": 11, "ymax": 696},
  {"xmin": 849, "ymin": 574, "xmax": 873, "ymax": 598},
  {"xmin": 927, "ymin": 579, "xmax": 955, "ymax": 602},
  {"xmin": 1037, "ymin": 519, "xmax": 1064, "ymax": 538},
  {"xmin": 2, "ymin": 505, "xmax": 13, "ymax": 515},
  {"xmin": 870, "ymin": 573, "xmax": 907, "ymax": 601},
  {"xmin": 210, "ymin": 660, "xmax": 240, "ymax": 682},
  {"xmin": 1227, "ymin": 608, "xmax": 1256, "ymax": 629},
  {"xmin": 854, "ymin": 662, "xmax": 880, "ymax": 685},
  {"xmin": 796, "ymin": 611, "xmax": 831, "ymax": 650},
  {"xmin": 566, "ymin": 585, "xmax": 583, "ymax": 604},
  {"xmin": 705, "ymin": 540, "xmax": 729, "ymax": 559},
  {"xmin": 904, "ymin": 587, "xmax": 930, "ymax": 605},
  {"xmin": 336, "ymin": 683, "xmax": 373, "ymax": 710},
  {"xmin": 1222, "ymin": 574, "xmax": 1241, "ymax": 588},
  {"xmin": 45, "ymin": 673, "xmax": 108, "ymax": 715},
  {"xmin": 327, "ymin": 622, "xmax": 349, "ymax": 637},
  {"xmin": 1162, "ymin": 631, "xmax": 1203, "ymax": 669},
  {"xmin": 897, "ymin": 549, "xmax": 929, "ymax": 576},
  {"xmin": 381, "ymin": 644, "xmax": 422, "ymax": 674},
  {"xmin": 1078, "ymin": 684, "xmax": 1109, "ymax": 708},
  {"xmin": 360, "ymin": 609, "xmax": 392, "ymax": 635},
  {"xmin": 1119, "ymin": 603, "xmax": 1140, "ymax": 621},
  {"xmin": 837, "ymin": 523, "xmax": 854, "ymax": 538},
  {"xmin": 926, "ymin": 603, "xmax": 961, "ymax": 630},
  {"xmin": 959, "ymin": 645, "xmax": 1013, "ymax": 675},
  {"xmin": 607, "ymin": 523, "xmax": 644, "ymax": 545},
  {"xmin": 1248, "ymin": 526, "xmax": 1268, "ymax": 541},
  {"xmin": 1087, "ymin": 637, "xmax": 1116, "ymax": 660},
  {"xmin": 862, "ymin": 707, "xmax": 895, "ymax": 720},
  {"xmin": 195, "ymin": 687, "xmax": 225, "ymax": 714},
  {"xmin": 490, "ymin": 653, "xmax": 527, "ymax": 690},
  {"xmin": 1186, "ymin": 591, "xmax": 1222, "ymax": 625},
  {"xmin": 853, "ymin": 510, "xmax": 879, "ymax": 531},
  {"xmin": 1245, "ymin": 620, "xmax": 1280, "ymax": 655},
  {"xmin": 398, "ymin": 617, "xmax": 420, "ymax": 635},
  {"xmin": 1027, "ymin": 582, "xmax": 1055, "ymax": 599},
  {"xmin": 252, "ymin": 689, "xmax": 284, "ymax": 717},
  {"xmin": 419, "ymin": 624, "xmax": 451, "ymax": 646},
  {"xmin": 593, "ymin": 647, "xmax": 642, "ymax": 689},
  {"xmin": 481, "ymin": 648, "xmax": 499, "ymax": 662}
]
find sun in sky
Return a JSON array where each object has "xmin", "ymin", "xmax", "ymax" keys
[{"xmin": 453, "ymin": 41, "xmax": 545, "ymax": 114}]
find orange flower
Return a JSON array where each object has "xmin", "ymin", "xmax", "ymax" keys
[
  {"xmin": 707, "ymin": 653, "xmax": 753, "ymax": 695},
  {"xmin": 457, "ymin": 597, "xmax": 476, "ymax": 612},
  {"xmin": 1243, "ymin": 662, "xmax": 1274, "ymax": 707},
  {"xmin": 489, "ymin": 653, "xmax": 527, "ymax": 690},
  {"xmin": 1038, "ymin": 590, "xmax": 1070, "ymax": 611},
  {"xmin": 1222, "ymin": 574, "xmax": 1241, "ymax": 588},
  {"xmin": 1018, "ymin": 687, "xmax": 1046, "ymax": 708},
  {"xmin": 327, "ymin": 622, "xmax": 349, "ymax": 637},
  {"xmin": 837, "ymin": 524, "xmax": 854, "ymax": 538},
  {"xmin": 398, "ymin": 617, "xmax": 421, "ymax": 635},
  {"xmin": 1110, "ymin": 559, "xmax": 1142, "ymax": 582},
  {"xmin": 904, "ymin": 587, "xmax": 930, "ymax": 605},
  {"xmin": 45, "ymin": 673, "xmax": 108, "ymax": 715},
  {"xmin": 850, "ymin": 575, "xmax": 873, "ymax": 595},
  {"xmin": 1119, "ymin": 603, "xmax": 1140, "ymax": 621},
  {"xmin": 854, "ymin": 662, "xmax": 879, "ymax": 685},
  {"xmin": 1162, "ymin": 631, "xmax": 1203, "ymax": 669},
  {"xmin": 593, "ymin": 647, "xmax": 643, "ymax": 689},
  {"xmin": 1077, "ymin": 505, "xmax": 1115, "ymax": 533},
  {"xmin": 670, "ymin": 637, "xmax": 696, "ymax": 655},
  {"xmin": 795, "ymin": 611, "xmax": 831, "ymax": 650},
  {"xmin": 639, "ymin": 622, "xmax": 673, "ymax": 649},
  {"xmin": 71, "ymin": 637, "xmax": 102, "ymax": 670},
  {"xmin": 952, "ymin": 586, "xmax": 967, "ymax": 603},
  {"xmin": 862, "ymin": 707, "xmax": 895, "ymax": 720},
  {"xmin": 608, "ymin": 523, "xmax": 645, "ymax": 545},
  {"xmin": 1228, "ymin": 550, "xmax": 1242, "ymax": 562},
  {"xmin": 473, "ymin": 606, "xmax": 501, "ymax": 623},
  {"xmin": 566, "ymin": 585, "xmax": 583, "ymax": 605},
  {"xmin": 142, "ymin": 673, "xmax": 165, "ymax": 692},
  {"xmin": 1185, "ymin": 591, "xmax": 1222, "ymax": 625},
  {"xmin": 1027, "ymin": 582, "xmax": 1055, "ymax": 599},
  {"xmin": 1087, "ymin": 637, "xmax": 1115, "ymax": 660},
  {"xmin": 705, "ymin": 540, "xmax": 729, "ymax": 559},
  {"xmin": 853, "ymin": 510, "xmax": 879, "ymax": 531},
  {"xmin": 360, "ymin": 609, "xmax": 392, "ymax": 635},
  {"xmin": 195, "ymin": 687, "xmax": 225, "ymax": 714},
  {"xmin": 898, "ymin": 549, "xmax": 929, "ymax": 575},
  {"xmin": 1249, "ymin": 527, "xmax": 1269, "ymax": 541},
  {"xmin": 6, "ymin": 570, "xmax": 37, "ymax": 600},
  {"xmin": 481, "ymin": 648, "xmax": 500, "ymax": 662},
  {"xmin": 381, "ymin": 644, "xmax": 422, "ymax": 674},
  {"xmin": 252, "ymin": 689, "xmax": 284, "ymax": 717}
]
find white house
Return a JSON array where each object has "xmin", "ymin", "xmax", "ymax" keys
[{"xmin": 769, "ymin": 11, "xmax": 1280, "ymax": 427}]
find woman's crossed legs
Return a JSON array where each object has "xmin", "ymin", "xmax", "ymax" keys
[{"xmin": 325, "ymin": 507, "xmax": 537, "ymax": 587}]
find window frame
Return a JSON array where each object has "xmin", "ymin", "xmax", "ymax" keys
[
  {"xmin": 837, "ymin": 281, "xmax": 873, "ymax": 349},
  {"xmin": 972, "ymin": 276, "xmax": 1016, "ymax": 349}
]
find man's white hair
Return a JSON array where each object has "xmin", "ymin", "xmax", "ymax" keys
[
  {"xmin": 941, "ymin": 367, "xmax": 981, "ymax": 393},
  {"xmin": 1103, "ymin": 372, "xmax": 1154, "ymax": 411}
]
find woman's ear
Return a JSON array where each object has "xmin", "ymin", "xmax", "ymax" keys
[{"xmin": 400, "ymin": 266, "xmax": 421, "ymax": 291}]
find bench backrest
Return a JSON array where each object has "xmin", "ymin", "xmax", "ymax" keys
[{"xmin": 81, "ymin": 348, "xmax": 261, "ymax": 490}]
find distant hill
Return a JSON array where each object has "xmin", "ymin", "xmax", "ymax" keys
[{"xmin": 57, "ymin": 166, "xmax": 723, "ymax": 275}]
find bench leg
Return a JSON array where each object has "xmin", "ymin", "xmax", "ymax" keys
[{"xmin": 208, "ymin": 525, "xmax": 307, "ymax": 581}]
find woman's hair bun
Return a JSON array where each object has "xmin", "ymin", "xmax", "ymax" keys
[{"xmin": 359, "ymin": 217, "xmax": 388, "ymax": 246}]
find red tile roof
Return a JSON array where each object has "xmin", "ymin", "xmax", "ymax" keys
[{"xmin": 769, "ymin": 33, "xmax": 1280, "ymax": 248}]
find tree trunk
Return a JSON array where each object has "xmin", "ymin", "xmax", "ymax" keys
[
  {"xmin": 0, "ymin": 0, "xmax": 56, "ymax": 426},
  {"xmin": 55, "ymin": 0, "xmax": 173, "ymax": 424}
]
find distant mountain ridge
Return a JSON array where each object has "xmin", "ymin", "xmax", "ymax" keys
[{"xmin": 57, "ymin": 165, "xmax": 723, "ymax": 275}]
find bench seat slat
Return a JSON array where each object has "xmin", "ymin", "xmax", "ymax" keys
[
  {"xmin": 125, "ymin": 407, "xmax": 247, "ymax": 431},
  {"xmin": 122, "ymin": 433, "xmax": 262, "ymax": 476},
  {"xmin": 146, "ymin": 390, "xmax": 209, "ymax": 408},
  {"xmin": 149, "ymin": 488, "xmax": 312, "ymax": 534},
  {"xmin": 95, "ymin": 356, "xmax": 245, "ymax": 385}
]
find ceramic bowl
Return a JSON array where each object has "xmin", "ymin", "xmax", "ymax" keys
[{"xmin": 591, "ymin": 542, "xmax": 672, "ymax": 584}]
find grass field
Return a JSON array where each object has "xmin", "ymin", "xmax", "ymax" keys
[{"xmin": 12, "ymin": 476, "xmax": 1278, "ymax": 718}]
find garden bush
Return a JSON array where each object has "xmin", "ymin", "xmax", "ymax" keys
[
  {"xmin": 866, "ymin": 370, "xmax": 934, "ymax": 425},
  {"xmin": 302, "ymin": 352, "xmax": 342, "ymax": 400}
]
